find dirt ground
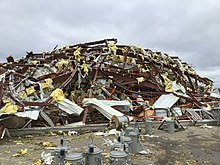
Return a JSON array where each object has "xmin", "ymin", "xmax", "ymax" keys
[{"xmin": 0, "ymin": 126, "xmax": 219, "ymax": 165}]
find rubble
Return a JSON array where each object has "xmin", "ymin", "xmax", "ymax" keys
[{"xmin": 0, "ymin": 38, "xmax": 219, "ymax": 132}]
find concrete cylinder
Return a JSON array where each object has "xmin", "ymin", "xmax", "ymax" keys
[
  {"xmin": 122, "ymin": 136, "xmax": 132, "ymax": 151},
  {"xmin": 52, "ymin": 151, "xmax": 65, "ymax": 165},
  {"xmin": 145, "ymin": 120, "xmax": 153, "ymax": 135},
  {"xmin": 167, "ymin": 120, "xmax": 175, "ymax": 133},
  {"xmin": 109, "ymin": 151, "xmax": 128, "ymax": 165},
  {"xmin": 122, "ymin": 136, "xmax": 132, "ymax": 165},
  {"xmin": 85, "ymin": 145, "xmax": 102, "ymax": 165},
  {"xmin": 53, "ymin": 145, "xmax": 68, "ymax": 165},
  {"xmin": 110, "ymin": 141, "xmax": 125, "ymax": 151},
  {"xmin": 128, "ymin": 131, "xmax": 141, "ymax": 154},
  {"xmin": 124, "ymin": 127, "xmax": 134, "ymax": 137},
  {"xmin": 65, "ymin": 153, "xmax": 83, "ymax": 165}
]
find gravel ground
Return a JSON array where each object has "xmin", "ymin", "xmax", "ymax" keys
[{"xmin": 0, "ymin": 126, "xmax": 219, "ymax": 165}]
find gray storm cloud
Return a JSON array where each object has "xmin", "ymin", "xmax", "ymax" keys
[{"xmin": 0, "ymin": 0, "xmax": 220, "ymax": 87}]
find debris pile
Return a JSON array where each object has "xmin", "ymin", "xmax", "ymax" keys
[{"xmin": 0, "ymin": 38, "xmax": 219, "ymax": 131}]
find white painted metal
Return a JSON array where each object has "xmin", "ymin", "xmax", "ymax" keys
[
  {"xmin": 83, "ymin": 98, "xmax": 124, "ymax": 120},
  {"xmin": 57, "ymin": 98, "xmax": 83, "ymax": 116},
  {"xmin": 153, "ymin": 93, "xmax": 179, "ymax": 109}
]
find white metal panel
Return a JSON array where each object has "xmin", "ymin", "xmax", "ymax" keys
[
  {"xmin": 0, "ymin": 110, "xmax": 40, "ymax": 120},
  {"xmin": 99, "ymin": 100, "xmax": 132, "ymax": 109},
  {"xmin": 153, "ymin": 94, "xmax": 179, "ymax": 109},
  {"xmin": 15, "ymin": 110, "xmax": 40, "ymax": 120},
  {"xmin": 83, "ymin": 98, "xmax": 124, "ymax": 120},
  {"xmin": 57, "ymin": 98, "xmax": 83, "ymax": 116}
]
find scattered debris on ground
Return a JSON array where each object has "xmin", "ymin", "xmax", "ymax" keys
[{"xmin": 0, "ymin": 126, "xmax": 219, "ymax": 164}]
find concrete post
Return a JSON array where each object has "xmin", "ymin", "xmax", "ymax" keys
[
  {"xmin": 85, "ymin": 145, "xmax": 102, "ymax": 165},
  {"xmin": 65, "ymin": 153, "xmax": 83, "ymax": 165},
  {"xmin": 167, "ymin": 120, "xmax": 175, "ymax": 133},
  {"xmin": 109, "ymin": 151, "xmax": 128, "ymax": 165},
  {"xmin": 145, "ymin": 119, "xmax": 153, "ymax": 135},
  {"xmin": 128, "ymin": 131, "xmax": 141, "ymax": 154}
]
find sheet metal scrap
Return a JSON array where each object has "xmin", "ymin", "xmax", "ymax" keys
[{"xmin": 0, "ymin": 38, "xmax": 219, "ymax": 128}]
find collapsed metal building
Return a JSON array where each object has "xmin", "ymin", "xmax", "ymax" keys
[{"xmin": 0, "ymin": 38, "xmax": 219, "ymax": 134}]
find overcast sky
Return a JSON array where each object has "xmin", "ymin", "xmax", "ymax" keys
[{"xmin": 0, "ymin": 0, "xmax": 220, "ymax": 87}]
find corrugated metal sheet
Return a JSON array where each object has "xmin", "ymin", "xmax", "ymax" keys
[
  {"xmin": 57, "ymin": 98, "xmax": 83, "ymax": 116},
  {"xmin": 16, "ymin": 110, "xmax": 40, "ymax": 120},
  {"xmin": 0, "ymin": 110, "xmax": 39, "ymax": 120},
  {"xmin": 153, "ymin": 93, "xmax": 179, "ymax": 109},
  {"xmin": 99, "ymin": 100, "xmax": 133, "ymax": 109},
  {"xmin": 83, "ymin": 98, "xmax": 124, "ymax": 120}
]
